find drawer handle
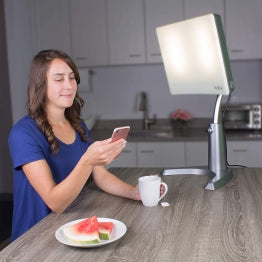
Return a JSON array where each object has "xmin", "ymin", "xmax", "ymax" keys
[
  {"xmin": 128, "ymin": 54, "xmax": 141, "ymax": 58},
  {"xmin": 76, "ymin": 57, "xmax": 88, "ymax": 60},
  {"xmin": 140, "ymin": 150, "xmax": 155, "ymax": 153},
  {"xmin": 122, "ymin": 150, "xmax": 132, "ymax": 153},
  {"xmin": 231, "ymin": 49, "xmax": 244, "ymax": 53},
  {"xmin": 233, "ymin": 149, "xmax": 247, "ymax": 152},
  {"xmin": 150, "ymin": 53, "xmax": 161, "ymax": 57}
]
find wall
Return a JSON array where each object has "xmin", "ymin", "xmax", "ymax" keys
[
  {"xmin": 3, "ymin": 0, "xmax": 34, "ymax": 193},
  {"xmin": 4, "ymin": 0, "xmax": 34, "ymax": 124},
  {"xmin": 88, "ymin": 60, "xmax": 262, "ymax": 120},
  {"xmin": 0, "ymin": 1, "xmax": 13, "ymax": 193}
]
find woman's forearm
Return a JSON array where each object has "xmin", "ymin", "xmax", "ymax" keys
[{"xmin": 92, "ymin": 166, "xmax": 140, "ymax": 201}]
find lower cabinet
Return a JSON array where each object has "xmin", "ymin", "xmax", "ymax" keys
[
  {"xmin": 107, "ymin": 140, "xmax": 262, "ymax": 169},
  {"xmin": 227, "ymin": 141, "xmax": 262, "ymax": 167},
  {"xmin": 185, "ymin": 142, "xmax": 209, "ymax": 167},
  {"xmin": 137, "ymin": 142, "xmax": 185, "ymax": 167},
  {"xmin": 185, "ymin": 141, "xmax": 262, "ymax": 168},
  {"xmin": 106, "ymin": 142, "xmax": 137, "ymax": 168}
]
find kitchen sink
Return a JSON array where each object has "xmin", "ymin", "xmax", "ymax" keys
[{"xmin": 129, "ymin": 128, "xmax": 173, "ymax": 138}]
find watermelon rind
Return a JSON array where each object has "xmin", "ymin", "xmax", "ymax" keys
[
  {"xmin": 99, "ymin": 231, "xmax": 110, "ymax": 240},
  {"xmin": 63, "ymin": 227, "xmax": 100, "ymax": 244}
]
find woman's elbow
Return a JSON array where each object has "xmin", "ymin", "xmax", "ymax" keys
[
  {"xmin": 52, "ymin": 208, "xmax": 65, "ymax": 214},
  {"xmin": 48, "ymin": 203, "xmax": 67, "ymax": 214}
]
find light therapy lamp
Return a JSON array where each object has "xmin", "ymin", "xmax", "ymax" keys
[{"xmin": 156, "ymin": 14, "xmax": 234, "ymax": 190}]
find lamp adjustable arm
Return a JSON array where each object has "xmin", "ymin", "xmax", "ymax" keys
[{"xmin": 213, "ymin": 94, "xmax": 223, "ymax": 124}]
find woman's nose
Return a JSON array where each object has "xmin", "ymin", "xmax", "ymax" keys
[{"xmin": 64, "ymin": 78, "xmax": 75, "ymax": 89}]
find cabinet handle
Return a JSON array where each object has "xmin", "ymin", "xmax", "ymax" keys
[
  {"xmin": 122, "ymin": 149, "xmax": 132, "ymax": 153},
  {"xmin": 140, "ymin": 150, "xmax": 155, "ymax": 153},
  {"xmin": 76, "ymin": 57, "xmax": 88, "ymax": 60},
  {"xmin": 233, "ymin": 149, "xmax": 247, "ymax": 153},
  {"xmin": 150, "ymin": 53, "xmax": 161, "ymax": 57},
  {"xmin": 231, "ymin": 49, "xmax": 244, "ymax": 53},
  {"xmin": 128, "ymin": 54, "xmax": 141, "ymax": 58}
]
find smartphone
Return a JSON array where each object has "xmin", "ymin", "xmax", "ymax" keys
[{"xmin": 111, "ymin": 126, "xmax": 130, "ymax": 142}]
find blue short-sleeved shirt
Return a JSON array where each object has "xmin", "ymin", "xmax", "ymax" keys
[{"xmin": 8, "ymin": 115, "xmax": 92, "ymax": 241}]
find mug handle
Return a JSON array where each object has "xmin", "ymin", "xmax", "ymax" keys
[{"xmin": 158, "ymin": 182, "xmax": 168, "ymax": 202}]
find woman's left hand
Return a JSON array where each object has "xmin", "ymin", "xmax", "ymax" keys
[
  {"xmin": 160, "ymin": 183, "xmax": 165, "ymax": 197},
  {"xmin": 134, "ymin": 178, "xmax": 166, "ymax": 201}
]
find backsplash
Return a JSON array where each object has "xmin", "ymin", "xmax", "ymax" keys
[{"xmin": 85, "ymin": 60, "xmax": 262, "ymax": 121}]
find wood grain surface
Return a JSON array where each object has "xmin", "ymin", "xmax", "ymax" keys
[{"xmin": 1, "ymin": 167, "xmax": 262, "ymax": 262}]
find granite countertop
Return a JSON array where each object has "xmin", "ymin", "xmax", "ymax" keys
[{"xmin": 90, "ymin": 118, "xmax": 262, "ymax": 142}]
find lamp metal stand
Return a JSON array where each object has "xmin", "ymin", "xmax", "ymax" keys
[{"xmin": 162, "ymin": 94, "xmax": 233, "ymax": 190}]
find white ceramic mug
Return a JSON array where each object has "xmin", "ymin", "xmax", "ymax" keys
[{"xmin": 138, "ymin": 175, "xmax": 168, "ymax": 207}]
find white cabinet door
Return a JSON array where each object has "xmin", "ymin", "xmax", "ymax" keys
[
  {"xmin": 137, "ymin": 142, "xmax": 185, "ymax": 167},
  {"xmin": 184, "ymin": 0, "xmax": 224, "ymax": 24},
  {"xmin": 70, "ymin": 0, "xmax": 108, "ymax": 67},
  {"xmin": 106, "ymin": 143, "xmax": 137, "ymax": 168},
  {"xmin": 227, "ymin": 141, "xmax": 262, "ymax": 167},
  {"xmin": 185, "ymin": 141, "xmax": 208, "ymax": 167},
  {"xmin": 225, "ymin": 0, "xmax": 262, "ymax": 60},
  {"xmin": 32, "ymin": 0, "xmax": 71, "ymax": 55},
  {"xmin": 107, "ymin": 0, "xmax": 145, "ymax": 65},
  {"xmin": 185, "ymin": 140, "xmax": 262, "ymax": 168},
  {"xmin": 144, "ymin": 0, "xmax": 184, "ymax": 63}
]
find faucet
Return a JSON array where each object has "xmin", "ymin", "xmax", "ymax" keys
[{"xmin": 139, "ymin": 91, "xmax": 156, "ymax": 130}]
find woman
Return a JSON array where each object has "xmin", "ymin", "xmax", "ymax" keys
[{"xmin": 8, "ymin": 49, "xmax": 141, "ymax": 241}]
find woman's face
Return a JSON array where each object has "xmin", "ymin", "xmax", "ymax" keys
[{"xmin": 45, "ymin": 58, "xmax": 77, "ymax": 111}]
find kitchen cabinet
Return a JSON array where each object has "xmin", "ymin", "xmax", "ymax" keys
[
  {"xmin": 70, "ymin": 0, "xmax": 108, "ymax": 67},
  {"xmin": 185, "ymin": 141, "xmax": 208, "ymax": 166},
  {"xmin": 106, "ymin": 0, "xmax": 145, "ymax": 65},
  {"xmin": 30, "ymin": 0, "xmax": 262, "ymax": 65},
  {"xmin": 106, "ymin": 139, "xmax": 262, "ymax": 169},
  {"xmin": 106, "ymin": 142, "xmax": 137, "ymax": 168},
  {"xmin": 225, "ymin": 0, "xmax": 262, "ymax": 60},
  {"xmin": 31, "ymin": 0, "xmax": 71, "ymax": 55},
  {"xmin": 107, "ymin": 141, "xmax": 185, "ymax": 169},
  {"xmin": 184, "ymin": 0, "xmax": 224, "ymax": 24},
  {"xmin": 185, "ymin": 140, "xmax": 262, "ymax": 168},
  {"xmin": 137, "ymin": 142, "xmax": 185, "ymax": 168},
  {"xmin": 144, "ymin": 0, "xmax": 184, "ymax": 63},
  {"xmin": 227, "ymin": 141, "xmax": 262, "ymax": 167}
]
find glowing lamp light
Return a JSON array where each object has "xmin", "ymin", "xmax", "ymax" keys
[{"xmin": 156, "ymin": 14, "xmax": 234, "ymax": 95}]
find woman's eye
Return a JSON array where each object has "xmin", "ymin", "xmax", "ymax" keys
[{"xmin": 69, "ymin": 74, "xmax": 76, "ymax": 80}]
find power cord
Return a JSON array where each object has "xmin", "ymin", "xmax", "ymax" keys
[{"xmin": 221, "ymin": 91, "xmax": 248, "ymax": 169}]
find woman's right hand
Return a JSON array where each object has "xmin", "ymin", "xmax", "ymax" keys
[{"xmin": 82, "ymin": 138, "xmax": 126, "ymax": 166}]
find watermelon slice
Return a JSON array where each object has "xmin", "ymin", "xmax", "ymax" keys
[
  {"xmin": 98, "ymin": 222, "xmax": 114, "ymax": 240},
  {"xmin": 63, "ymin": 216, "xmax": 100, "ymax": 244}
]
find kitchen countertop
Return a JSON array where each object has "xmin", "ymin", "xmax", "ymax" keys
[
  {"xmin": 90, "ymin": 118, "xmax": 262, "ymax": 142},
  {"xmin": 1, "ymin": 167, "xmax": 262, "ymax": 261}
]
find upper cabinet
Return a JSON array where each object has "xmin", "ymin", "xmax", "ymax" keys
[
  {"xmin": 184, "ymin": 0, "xmax": 224, "ymax": 24},
  {"xmin": 225, "ymin": 0, "xmax": 262, "ymax": 60},
  {"xmin": 70, "ymin": 0, "xmax": 108, "ymax": 67},
  {"xmin": 30, "ymin": 0, "xmax": 262, "ymax": 65},
  {"xmin": 107, "ymin": 0, "xmax": 145, "ymax": 65},
  {"xmin": 144, "ymin": 0, "xmax": 184, "ymax": 63},
  {"xmin": 31, "ymin": 0, "xmax": 71, "ymax": 55}
]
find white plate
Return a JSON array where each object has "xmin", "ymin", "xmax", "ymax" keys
[{"xmin": 55, "ymin": 217, "xmax": 127, "ymax": 248}]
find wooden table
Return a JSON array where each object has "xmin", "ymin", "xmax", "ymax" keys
[{"xmin": 1, "ymin": 167, "xmax": 262, "ymax": 262}]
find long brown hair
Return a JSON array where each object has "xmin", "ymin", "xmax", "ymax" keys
[{"xmin": 28, "ymin": 49, "xmax": 88, "ymax": 154}]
